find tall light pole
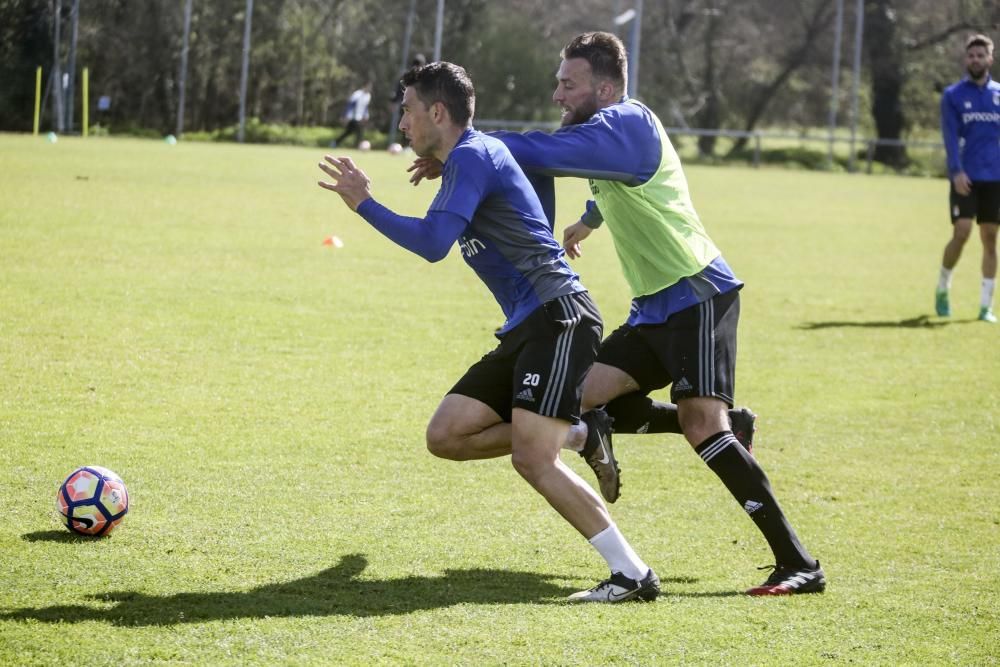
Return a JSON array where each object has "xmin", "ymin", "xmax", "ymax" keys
[
  {"xmin": 433, "ymin": 0, "xmax": 444, "ymax": 61},
  {"xmin": 614, "ymin": 0, "xmax": 643, "ymax": 98},
  {"xmin": 176, "ymin": 0, "xmax": 193, "ymax": 138},
  {"xmin": 848, "ymin": 0, "xmax": 865, "ymax": 172},
  {"xmin": 827, "ymin": 0, "xmax": 844, "ymax": 168},
  {"xmin": 65, "ymin": 0, "xmax": 79, "ymax": 132},
  {"xmin": 52, "ymin": 0, "xmax": 64, "ymax": 133},
  {"xmin": 237, "ymin": 0, "xmax": 254, "ymax": 143}
]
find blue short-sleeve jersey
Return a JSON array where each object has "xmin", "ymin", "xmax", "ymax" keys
[
  {"xmin": 941, "ymin": 76, "xmax": 1000, "ymax": 181},
  {"xmin": 431, "ymin": 129, "xmax": 584, "ymax": 333}
]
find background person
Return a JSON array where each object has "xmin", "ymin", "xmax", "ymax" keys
[
  {"xmin": 937, "ymin": 33, "xmax": 1000, "ymax": 323},
  {"xmin": 332, "ymin": 82, "xmax": 373, "ymax": 148},
  {"xmin": 389, "ymin": 54, "xmax": 427, "ymax": 146}
]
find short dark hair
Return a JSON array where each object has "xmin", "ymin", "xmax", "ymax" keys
[
  {"xmin": 401, "ymin": 61, "xmax": 475, "ymax": 127},
  {"xmin": 561, "ymin": 31, "xmax": 628, "ymax": 92},
  {"xmin": 965, "ymin": 33, "xmax": 994, "ymax": 55}
]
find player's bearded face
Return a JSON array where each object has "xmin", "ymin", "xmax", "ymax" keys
[
  {"xmin": 965, "ymin": 46, "xmax": 993, "ymax": 80},
  {"xmin": 554, "ymin": 59, "xmax": 602, "ymax": 127}
]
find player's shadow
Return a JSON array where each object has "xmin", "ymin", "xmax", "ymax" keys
[
  {"xmin": 1, "ymin": 554, "xmax": 740, "ymax": 624},
  {"xmin": 798, "ymin": 314, "xmax": 956, "ymax": 330},
  {"xmin": 0, "ymin": 554, "xmax": 582, "ymax": 626}
]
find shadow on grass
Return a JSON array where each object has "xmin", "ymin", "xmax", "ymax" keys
[
  {"xmin": 21, "ymin": 530, "xmax": 98, "ymax": 543},
  {"xmin": 668, "ymin": 591, "xmax": 744, "ymax": 598},
  {"xmin": 797, "ymin": 314, "xmax": 966, "ymax": 330},
  {"xmin": 0, "ymin": 554, "xmax": 588, "ymax": 625}
]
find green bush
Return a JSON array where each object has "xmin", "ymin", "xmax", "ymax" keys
[{"xmin": 181, "ymin": 119, "xmax": 388, "ymax": 149}]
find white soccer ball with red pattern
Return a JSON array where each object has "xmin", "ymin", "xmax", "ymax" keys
[{"xmin": 56, "ymin": 466, "xmax": 129, "ymax": 537}]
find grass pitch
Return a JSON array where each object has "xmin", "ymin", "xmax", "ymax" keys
[{"xmin": 1, "ymin": 133, "xmax": 997, "ymax": 665}]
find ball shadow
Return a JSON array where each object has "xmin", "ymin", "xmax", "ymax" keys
[{"xmin": 21, "ymin": 530, "xmax": 99, "ymax": 543}]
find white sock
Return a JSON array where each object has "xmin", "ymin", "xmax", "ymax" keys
[
  {"xmin": 588, "ymin": 524, "xmax": 648, "ymax": 581},
  {"xmin": 982, "ymin": 278, "xmax": 996, "ymax": 309},
  {"xmin": 938, "ymin": 266, "xmax": 953, "ymax": 292}
]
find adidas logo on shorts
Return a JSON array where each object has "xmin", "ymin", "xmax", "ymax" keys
[{"xmin": 515, "ymin": 388, "xmax": 535, "ymax": 402}]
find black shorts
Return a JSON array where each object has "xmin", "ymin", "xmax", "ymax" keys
[
  {"xmin": 448, "ymin": 291, "xmax": 603, "ymax": 423},
  {"xmin": 597, "ymin": 288, "xmax": 740, "ymax": 407},
  {"xmin": 950, "ymin": 180, "xmax": 1000, "ymax": 224}
]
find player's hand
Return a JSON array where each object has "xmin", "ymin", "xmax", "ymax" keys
[
  {"xmin": 563, "ymin": 220, "xmax": 593, "ymax": 259},
  {"xmin": 407, "ymin": 157, "xmax": 443, "ymax": 185},
  {"xmin": 953, "ymin": 171, "xmax": 972, "ymax": 196},
  {"xmin": 318, "ymin": 155, "xmax": 372, "ymax": 211}
]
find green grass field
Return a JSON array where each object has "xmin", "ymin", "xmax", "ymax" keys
[{"xmin": 1, "ymin": 133, "xmax": 997, "ymax": 665}]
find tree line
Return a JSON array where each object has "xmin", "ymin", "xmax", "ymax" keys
[{"xmin": 1, "ymin": 0, "xmax": 997, "ymax": 167}]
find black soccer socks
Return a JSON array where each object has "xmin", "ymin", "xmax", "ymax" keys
[{"xmin": 695, "ymin": 431, "xmax": 814, "ymax": 568}]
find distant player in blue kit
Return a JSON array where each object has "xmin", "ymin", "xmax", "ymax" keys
[
  {"xmin": 937, "ymin": 33, "xmax": 1000, "ymax": 323},
  {"xmin": 316, "ymin": 61, "xmax": 659, "ymax": 603}
]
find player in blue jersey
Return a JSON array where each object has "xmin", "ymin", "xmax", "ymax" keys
[
  {"xmin": 937, "ymin": 33, "xmax": 1000, "ymax": 323},
  {"xmin": 317, "ymin": 61, "xmax": 659, "ymax": 603},
  {"xmin": 410, "ymin": 32, "xmax": 823, "ymax": 596}
]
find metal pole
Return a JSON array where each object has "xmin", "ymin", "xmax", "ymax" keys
[
  {"xmin": 52, "ymin": 0, "xmax": 64, "ymax": 133},
  {"xmin": 389, "ymin": 0, "xmax": 417, "ymax": 145},
  {"xmin": 176, "ymin": 0, "xmax": 193, "ymax": 138},
  {"xmin": 848, "ymin": 0, "xmax": 864, "ymax": 173},
  {"xmin": 433, "ymin": 0, "xmax": 444, "ymax": 61},
  {"xmin": 82, "ymin": 66, "xmax": 88, "ymax": 137},
  {"xmin": 237, "ymin": 0, "xmax": 254, "ymax": 143},
  {"xmin": 65, "ymin": 0, "xmax": 79, "ymax": 132},
  {"xmin": 399, "ymin": 0, "xmax": 416, "ymax": 74},
  {"xmin": 827, "ymin": 0, "xmax": 844, "ymax": 168},
  {"xmin": 34, "ymin": 67, "xmax": 42, "ymax": 136},
  {"xmin": 629, "ymin": 0, "xmax": 643, "ymax": 98}
]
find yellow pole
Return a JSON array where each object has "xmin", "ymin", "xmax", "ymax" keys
[
  {"xmin": 82, "ymin": 67, "xmax": 89, "ymax": 138},
  {"xmin": 33, "ymin": 67, "xmax": 42, "ymax": 136}
]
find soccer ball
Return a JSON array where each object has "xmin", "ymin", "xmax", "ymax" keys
[
  {"xmin": 387, "ymin": 142, "xmax": 403, "ymax": 155},
  {"xmin": 358, "ymin": 140, "xmax": 371, "ymax": 151},
  {"xmin": 56, "ymin": 466, "xmax": 129, "ymax": 537}
]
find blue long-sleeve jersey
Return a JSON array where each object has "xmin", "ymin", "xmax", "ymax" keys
[
  {"xmin": 491, "ymin": 99, "xmax": 741, "ymax": 326},
  {"xmin": 940, "ymin": 75, "xmax": 1000, "ymax": 181},
  {"xmin": 356, "ymin": 128, "xmax": 583, "ymax": 335}
]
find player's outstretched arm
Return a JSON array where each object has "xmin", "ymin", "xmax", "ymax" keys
[{"xmin": 318, "ymin": 155, "xmax": 372, "ymax": 210}]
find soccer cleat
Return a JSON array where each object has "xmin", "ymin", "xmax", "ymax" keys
[
  {"xmin": 935, "ymin": 290, "xmax": 951, "ymax": 317},
  {"xmin": 979, "ymin": 307, "xmax": 997, "ymax": 323},
  {"xmin": 567, "ymin": 569, "xmax": 661, "ymax": 603},
  {"xmin": 745, "ymin": 561, "xmax": 826, "ymax": 596},
  {"xmin": 579, "ymin": 409, "xmax": 620, "ymax": 503},
  {"xmin": 729, "ymin": 407, "xmax": 757, "ymax": 455}
]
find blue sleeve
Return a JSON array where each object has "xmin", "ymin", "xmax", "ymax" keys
[
  {"xmin": 356, "ymin": 199, "xmax": 466, "ymax": 263},
  {"xmin": 429, "ymin": 146, "xmax": 493, "ymax": 219},
  {"xmin": 490, "ymin": 108, "xmax": 660, "ymax": 185},
  {"xmin": 580, "ymin": 200, "xmax": 603, "ymax": 229},
  {"xmin": 941, "ymin": 90, "xmax": 963, "ymax": 176},
  {"xmin": 525, "ymin": 171, "xmax": 556, "ymax": 230}
]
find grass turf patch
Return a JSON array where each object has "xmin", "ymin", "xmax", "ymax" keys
[{"xmin": 1, "ymin": 133, "xmax": 997, "ymax": 665}]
